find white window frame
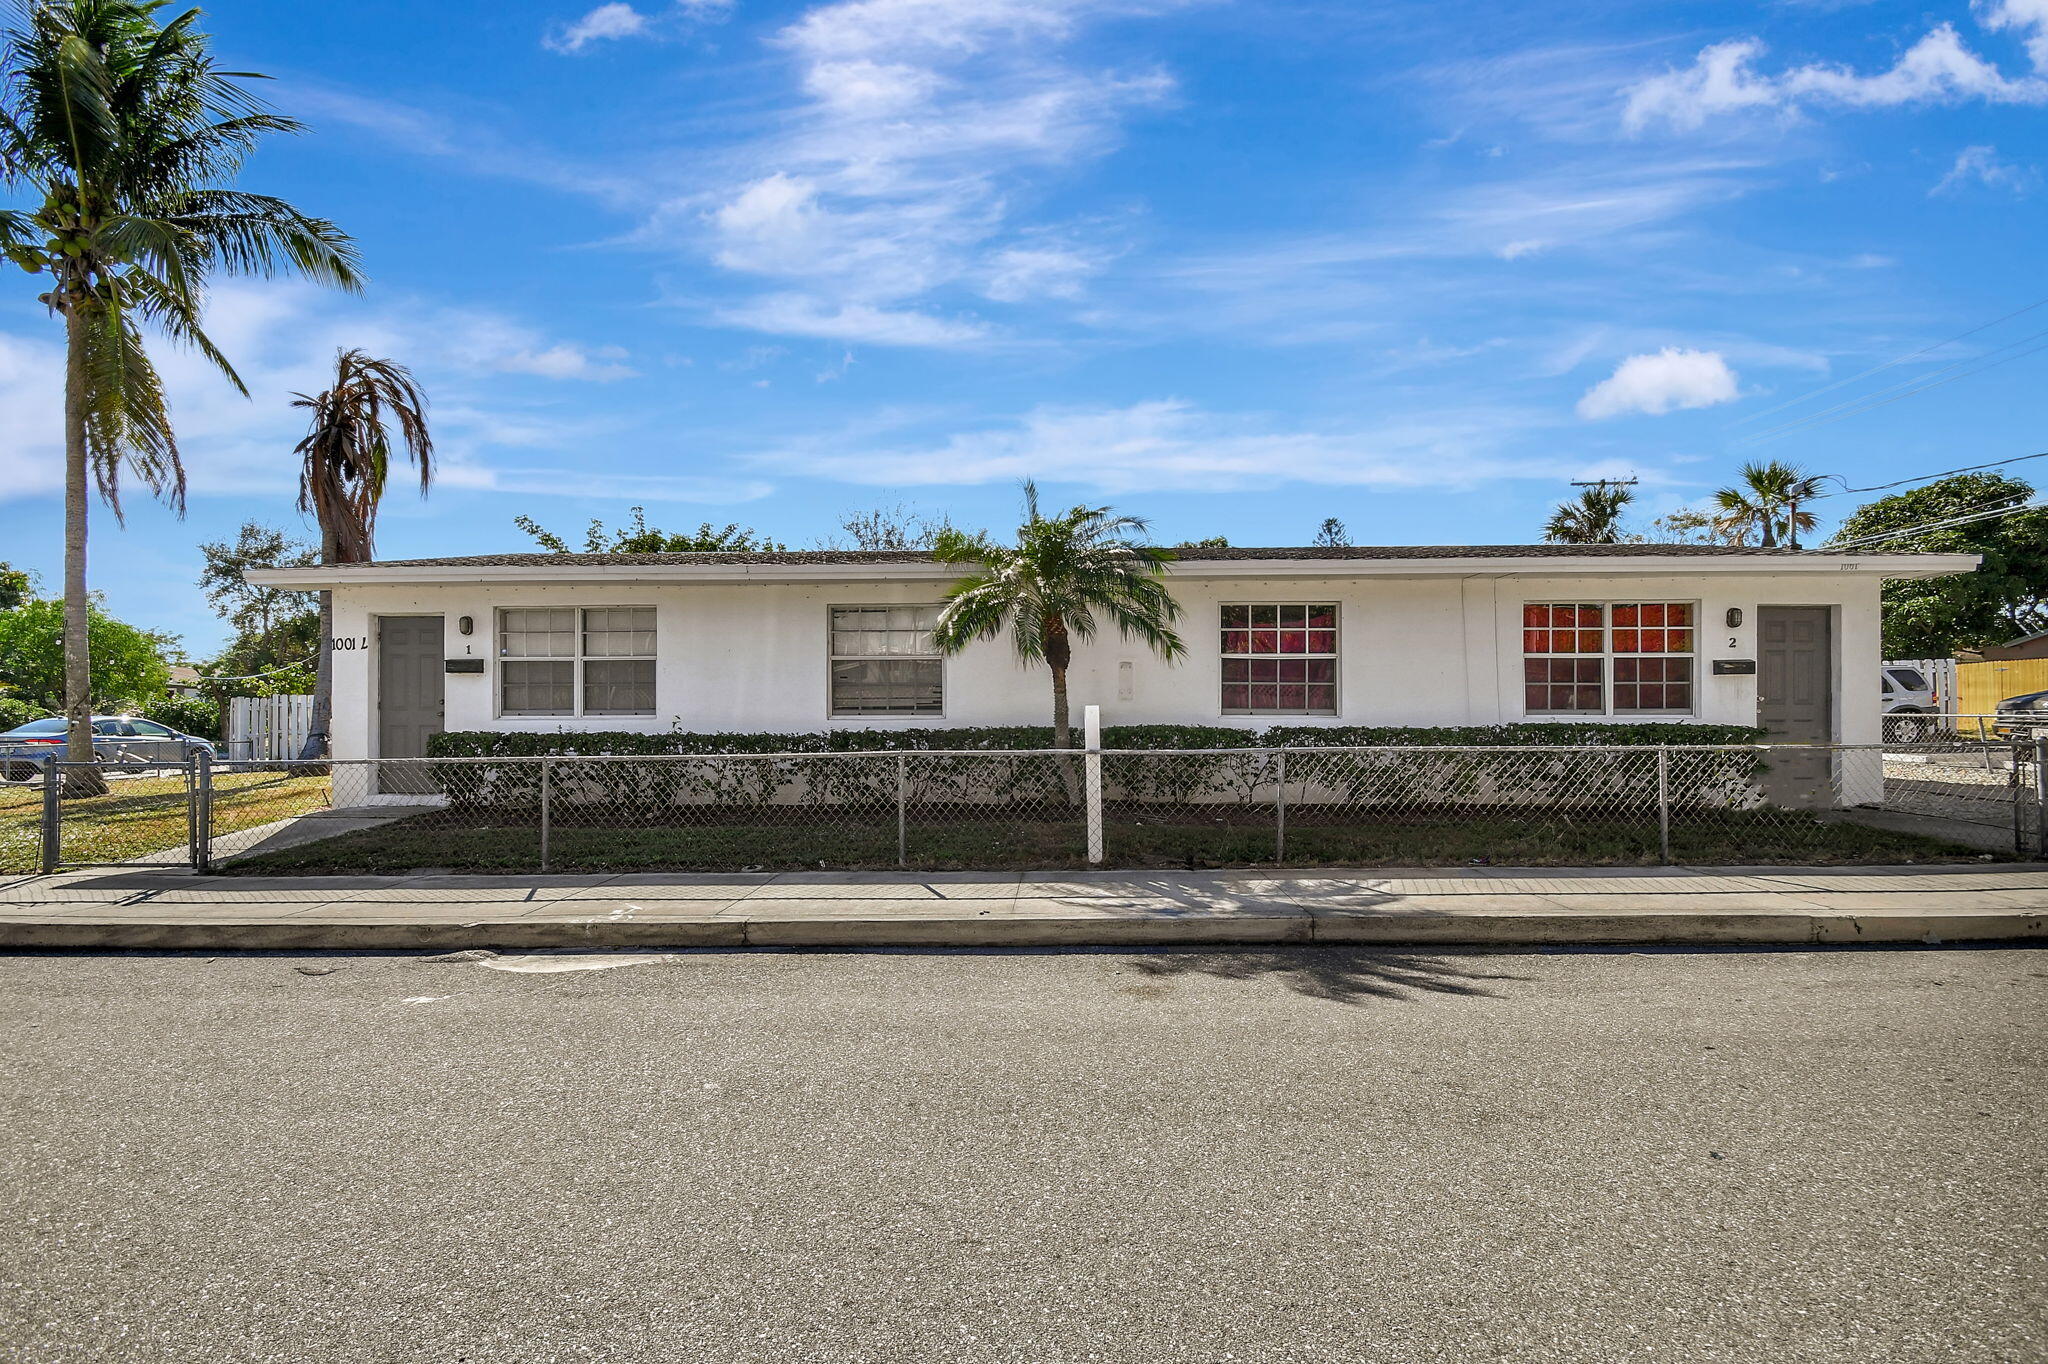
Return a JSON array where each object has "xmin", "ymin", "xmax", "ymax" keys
[
  {"xmin": 1219, "ymin": 602, "xmax": 1341, "ymax": 718},
  {"xmin": 1521, "ymin": 600, "xmax": 1700, "ymax": 719},
  {"xmin": 827, "ymin": 604, "xmax": 947, "ymax": 720},
  {"xmin": 496, "ymin": 606, "xmax": 657, "ymax": 719}
]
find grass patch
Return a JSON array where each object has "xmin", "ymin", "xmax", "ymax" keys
[
  {"xmin": 0, "ymin": 771, "xmax": 332, "ymax": 873},
  {"xmin": 221, "ymin": 800, "xmax": 1987, "ymax": 874}
]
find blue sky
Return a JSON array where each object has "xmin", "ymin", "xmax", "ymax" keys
[{"xmin": 2, "ymin": 0, "xmax": 2044, "ymax": 654}]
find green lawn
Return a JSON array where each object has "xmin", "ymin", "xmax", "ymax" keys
[
  {"xmin": 220, "ymin": 802, "xmax": 1987, "ymax": 874},
  {"xmin": 0, "ymin": 771, "xmax": 333, "ymax": 874}
]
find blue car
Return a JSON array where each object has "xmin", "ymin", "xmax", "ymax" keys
[{"xmin": 0, "ymin": 716, "xmax": 218, "ymax": 781}]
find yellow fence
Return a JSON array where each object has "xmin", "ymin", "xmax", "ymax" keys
[{"xmin": 1957, "ymin": 658, "xmax": 2048, "ymax": 714}]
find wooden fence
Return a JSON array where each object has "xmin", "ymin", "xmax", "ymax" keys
[
  {"xmin": 1956, "ymin": 659, "xmax": 2048, "ymax": 716},
  {"xmin": 224, "ymin": 694, "xmax": 313, "ymax": 761}
]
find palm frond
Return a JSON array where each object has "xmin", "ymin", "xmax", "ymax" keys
[
  {"xmin": 76, "ymin": 294, "xmax": 183, "ymax": 520},
  {"xmin": 295, "ymin": 348, "xmax": 434, "ymax": 563}
]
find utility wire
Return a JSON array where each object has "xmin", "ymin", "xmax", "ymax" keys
[
  {"xmin": 1811, "ymin": 451, "xmax": 2048, "ymax": 498},
  {"xmin": 1730, "ymin": 294, "xmax": 2048, "ymax": 428},
  {"xmin": 1738, "ymin": 328, "xmax": 2048, "ymax": 446},
  {"xmin": 1827, "ymin": 498, "xmax": 2048, "ymax": 552}
]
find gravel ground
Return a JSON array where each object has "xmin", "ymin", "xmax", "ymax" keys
[{"xmin": 1, "ymin": 946, "xmax": 2043, "ymax": 1364}]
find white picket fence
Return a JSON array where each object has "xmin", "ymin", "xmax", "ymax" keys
[{"xmin": 224, "ymin": 694, "xmax": 314, "ymax": 761}]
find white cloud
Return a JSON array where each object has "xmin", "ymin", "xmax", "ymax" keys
[
  {"xmin": 544, "ymin": 0, "xmax": 731, "ymax": 53},
  {"xmin": 545, "ymin": 3, "xmax": 650, "ymax": 53},
  {"xmin": 1624, "ymin": 25, "xmax": 2048, "ymax": 132},
  {"xmin": 756, "ymin": 398, "xmax": 1640, "ymax": 495},
  {"xmin": 667, "ymin": 0, "xmax": 1181, "ymax": 338},
  {"xmin": 1576, "ymin": 348, "xmax": 1740, "ymax": 419},
  {"xmin": 714, "ymin": 293, "xmax": 992, "ymax": 346},
  {"xmin": 981, "ymin": 244, "xmax": 1103, "ymax": 301},
  {"xmin": 1932, "ymin": 143, "xmax": 2039, "ymax": 194},
  {"xmin": 1983, "ymin": 0, "xmax": 2048, "ymax": 72},
  {"xmin": 439, "ymin": 467, "xmax": 771, "ymax": 502},
  {"xmin": 0, "ymin": 283, "xmax": 653, "ymax": 507}
]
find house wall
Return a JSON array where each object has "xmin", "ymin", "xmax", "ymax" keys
[{"xmin": 320, "ymin": 571, "xmax": 1886, "ymax": 775}]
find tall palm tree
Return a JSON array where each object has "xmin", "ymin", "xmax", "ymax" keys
[
  {"xmin": 1713, "ymin": 460, "xmax": 1826, "ymax": 549},
  {"xmin": 0, "ymin": 0, "xmax": 359, "ymax": 789},
  {"xmin": 1542, "ymin": 485, "xmax": 1634, "ymax": 544},
  {"xmin": 294, "ymin": 349, "xmax": 433, "ymax": 760},
  {"xmin": 932, "ymin": 482, "xmax": 1184, "ymax": 751}
]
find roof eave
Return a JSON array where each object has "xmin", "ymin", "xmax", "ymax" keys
[{"xmin": 245, "ymin": 552, "xmax": 1983, "ymax": 590}]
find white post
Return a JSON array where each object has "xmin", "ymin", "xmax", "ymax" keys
[{"xmin": 1084, "ymin": 703, "xmax": 1104, "ymax": 866}]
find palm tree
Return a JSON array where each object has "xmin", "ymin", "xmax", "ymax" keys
[
  {"xmin": 1543, "ymin": 485, "xmax": 1634, "ymax": 544},
  {"xmin": 0, "ymin": 1, "xmax": 359, "ymax": 789},
  {"xmin": 1713, "ymin": 460, "xmax": 1826, "ymax": 549},
  {"xmin": 294, "ymin": 349, "xmax": 433, "ymax": 760},
  {"xmin": 931, "ymin": 482, "xmax": 1184, "ymax": 751}
]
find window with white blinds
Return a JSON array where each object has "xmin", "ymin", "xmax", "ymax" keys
[
  {"xmin": 499, "ymin": 607, "xmax": 655, "ymax": 716},
  {"xmin": 830, "ymin": 605, "xmax": 944, "ymax": 717}
]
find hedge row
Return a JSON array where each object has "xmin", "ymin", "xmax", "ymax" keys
[{"xmin": 427, "ymin": 720, "xmax": 1768, "ymax": 759}]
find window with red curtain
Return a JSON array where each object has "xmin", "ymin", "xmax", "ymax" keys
[
  {"xmin": 1522, "ymin": 602, "xmax": 1696, "ymax": 715},
  {"xmin": 1522, "ymin": 603, "xmax": 1606, "ymax": 713},
  {"xmin": 1609, "ymin": 602, "xmax": 1695, "ymax": 713},
  {"xmin": 1221, "ymin": 604, "xmax": 1338, "ymax": 714}
]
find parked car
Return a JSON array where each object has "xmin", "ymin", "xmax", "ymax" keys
[
  {"xmin": 1880, "ymin": 665, "xmax": 1938, "ymax": 715},
  {"xmin": 0, "ymin": 716, "xmax": 218, "ymax": 781},
  {"xmin": 1994, "ymin": 690, "xmax": 2048, "ymax": 738}
]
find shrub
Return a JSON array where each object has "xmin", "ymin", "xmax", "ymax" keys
[
  {"xmin": 0, "ymin": 694, "xmax": 50, "ymax": 731},
  {"xmin": 424, "ymin": 722, "xmax": 1776, "ymax": 814},
  {"xmin": 142, "ymin": 694, "xmax": 221, "ymax": 740}
]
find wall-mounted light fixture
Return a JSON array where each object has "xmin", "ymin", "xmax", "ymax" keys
[
  {"xmin": 458, "ymin": 615, "xmax": 475, "ymax": 636},
  {"xmin": 1725, "ymin": 607, "xmax": 1744, "ymax": 629}
]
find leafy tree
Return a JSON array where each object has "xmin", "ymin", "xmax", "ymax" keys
[
  {"xmin": 0, "ymin": 0, "xmax": 359, "ymax": 786},
  {"xmin": 1174, "ymin": 535, "xmax": 1230, "ymax": 550},
  {"xmin": 0, "ymin": 597, "xmax": 171, "ymax": 711},
  {"xmin": 295, "ymin": 349, "xmax": 433, "ymax": 757},
  {"xmin": 931, "ymin": 481, "xmax": 1184, "ymax": 751},
  {"xmin": 826, "ymin": 503, "xmax": 950, "ymax": 550},
  {"xmin": 1827, "ymin": 472, "xmax": 2048, "ymax": 657},
  {"xmin": 1543, "ymin": 485, "xmax": 1634, "ymax": 544},
  {"xmin": 0, "ymin": 562, "xmax": 28, "ymax": 611},
  {"xmin": 515, "ymin": 506, "xmax": 785, "ymax": 553},
  {"xmin": 1312, "ymin": 517, "xmax": 1350, "ymax": 548},
  {"xmin": 201, "ymin": 608, "xmax": 318, "ymax": 696},
  {"xmin": 198, "ymin": 520, "xmax": 316, "ymax": 649},
  {"xmin": 1712, "ymin": 460, "xmax": 1826, "ymax": 548},
  {"xmin": 1642, "ymin": 506, "xmax": 1739, "ymax": 546}
]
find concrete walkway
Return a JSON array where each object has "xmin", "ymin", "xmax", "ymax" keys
[{"xmin": 1, "ymin": 863, "xmax": 2043, "ymax": 949}]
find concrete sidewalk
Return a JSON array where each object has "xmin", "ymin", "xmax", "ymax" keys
[{"xmin": 0, "ymin": 863, "xmax": 2043, "ymax": 949}]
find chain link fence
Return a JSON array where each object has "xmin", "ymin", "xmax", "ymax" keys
[{"xmin": 5, "ymin": 722, "xmax": 2043, "ymax": 876}]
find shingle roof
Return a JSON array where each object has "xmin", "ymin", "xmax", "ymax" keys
[{"xmin": 332, "ymin": 543, "xmax": 1833, "ymax": 570}]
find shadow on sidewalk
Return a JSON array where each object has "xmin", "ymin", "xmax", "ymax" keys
[{"xmin": 1129, "ymin": 947, "xmax": 1526, "ymax": 1005}]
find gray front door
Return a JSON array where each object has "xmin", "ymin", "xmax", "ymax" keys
[
  {"xmin": 377, "ymin": 616, "xmax": 444, "ymax": 792},
  {"xmin": 1758, "ymin": 606, "xmax": 1833, "ymax": 806}
]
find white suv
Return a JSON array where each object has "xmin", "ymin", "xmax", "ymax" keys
[{"xmin": 1881, "ymin": 665, "xmax": 1938, "ymax": 715}]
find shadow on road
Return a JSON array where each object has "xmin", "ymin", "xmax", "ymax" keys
[{"xmin": 1130, "ymin": 948, "xmax": 1525, "ymax": 1005}]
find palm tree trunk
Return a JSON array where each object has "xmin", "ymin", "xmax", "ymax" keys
[
  {"xmin": 299, "ymin": 522, "xmax": 338, "ymax": 763},
  {"xmin": 300, "ymin": 588, "xmax": 333, "ymax": 761},
  {"xmin": 1051, "ymin": 665, "xmax": 1071, "ymax": 750},
  {"xmin": 60, "ymin": 304, "xmax": 105, "ymax": 798}
]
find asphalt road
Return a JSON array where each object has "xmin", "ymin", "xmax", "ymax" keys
[{"xmin": 2, "ymin": 946, "xmax": 2042, "ymax": 1364}]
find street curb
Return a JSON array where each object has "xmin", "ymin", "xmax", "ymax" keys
[{"xmin": 0, "ymin": 910, "xmax": 2039, "ymax": 951}]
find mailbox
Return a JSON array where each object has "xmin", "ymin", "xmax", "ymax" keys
[
  {"xmin": 444, "ymin": 658, "xmax": 486, "ymax": 674},
  {"xmin": 1711, "ymin": 658, "xmax": 1757, "ymax": 676}
]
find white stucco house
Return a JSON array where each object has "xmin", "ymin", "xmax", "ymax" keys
[{"xmin": 248, "ymin": 544, "xmax": 1978, "ymax": 763}]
